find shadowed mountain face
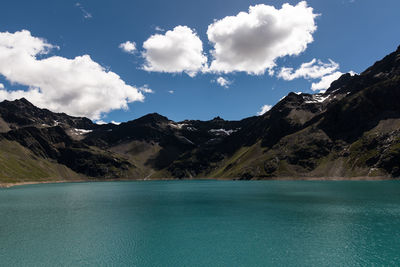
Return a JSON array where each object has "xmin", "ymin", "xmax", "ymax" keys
[
  {"xmin": 0, "ymin": 98, "xmax": 95, "ymax": 131},
  {"xmin": 1, "ymin": 45, "xmax": 400, "ymax": 182}
]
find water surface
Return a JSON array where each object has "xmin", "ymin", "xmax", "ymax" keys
[{"xmin": 1, "ymin": 180, "xmax": 400, "ymax": 266}]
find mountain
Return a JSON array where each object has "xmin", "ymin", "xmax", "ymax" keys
[{"xmin": 1, "ymin": 45, "xmax": 400, "ymax": 183}]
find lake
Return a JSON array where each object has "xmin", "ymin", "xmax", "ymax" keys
[{"xmin": 1, "ymin": 180, "xmax": 400, "ymax": 266}]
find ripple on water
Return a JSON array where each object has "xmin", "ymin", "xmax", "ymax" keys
[{"xmin": 1, "ymin": 180, "xmax": 400, "ymax": 266}]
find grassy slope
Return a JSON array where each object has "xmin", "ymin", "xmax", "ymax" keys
[
  {"xmin": 109, "ymin": 140, "xmax": 162, "ymax": 178},
  {"xmin": 205, "ymin": 118, "xmax": 400, "ymax": 179},
  {"xmin": 0, "ymin": 139, "xmax": 83, "ymax": 183}
]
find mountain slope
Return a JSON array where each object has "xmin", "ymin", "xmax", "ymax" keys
[
  {"xmin": 204, "ymin": 45, "xmax": 400, "ymax": 179},
  {"xmin": 1, "ymin": 45, "xmax": 400, "ymax": 183}
]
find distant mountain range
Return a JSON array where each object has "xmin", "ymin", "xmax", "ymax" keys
[{"xmin": 1, "ymin": 45, "xmax": 400, "ymax": 183}]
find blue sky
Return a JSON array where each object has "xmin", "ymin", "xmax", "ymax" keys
[{"xmin": 0, "ymin": 0, "xmax": 399, "ymax": 123}]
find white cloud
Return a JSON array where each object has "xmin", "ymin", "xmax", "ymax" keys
[
  {"xmin": 216, "ymin": 77, "xmax": 231, "ymax": 88},
  {"xmin": 119, "ymin": 41, "xmax": 137, "ymax": 54},
  {"xmin": 0, "ymin": 30, "xmax": 144, "ymax": 120},
  {"xmin": 142, "ymin": 26, "xmax": 207, "ymax": 77},
  {"xmin": 278, "ymin": 59, "xmax": 339, "ymax": 81},
  {"xmin": 257, "ymin": 104, "xmax": 272, "ymax": 116},
  {"xmin": 278, "ymin": 58, "xmax": 355, "ymax": 92},
  {"xmin": 0, "ymin": 83, "xmax": 3, "ymax": 89},
  {"xmin": 75, "ymin": 3, "xmax": 92, "ymax": 19},
  {"xmin": 206, "ymin": 1, "xmax": 317, "ymax": 75},
  {"xmin": 168, "ymin": 90, "xmax": 174, "ymax": 94},
  {"xmin": 310, "ymin": 70, "xmax": 356, "ymax": 92},
  {"xmin": 95, "ymin": 120, "xmax": 121, "ymax": 125},
  {"xmin": 155, "ymin": 26, "xmax": 165, "ymax": 32},
  {"xmin": 311, "ymin": 71, "xmax": 343, "ymax": 92},
  {"xmin": 139, "ymin": 84, "xmax": 154, "ymax": 94}
]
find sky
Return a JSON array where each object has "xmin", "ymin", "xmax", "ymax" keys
[{"xmin": 0, "ymin": 0, "xmax": 399, "ymax": 123}]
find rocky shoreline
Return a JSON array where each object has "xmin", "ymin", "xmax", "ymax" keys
[{"xmin": 1, "ymin": 176, "xmax": 396, "ymax": 189}]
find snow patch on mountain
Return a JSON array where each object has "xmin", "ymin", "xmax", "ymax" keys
[
  {"xmin": 304, "ymin": 94, "xmax": 330, "ymax": 104},
  {"xmin": 169, "ymin": 123, "xmax": 188, "ymax": 129},
  {"xmin": 209, "ymin": 128, "xmax": 239, "ymax": 136},
  {"xmin": 74, "ymin": 128, "xmax": 93, "ymax": 135}
]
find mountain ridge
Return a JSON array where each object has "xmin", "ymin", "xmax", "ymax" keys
[{"xmin": 1, "ymin": 45, "xmax": 400, "ymax": 183}]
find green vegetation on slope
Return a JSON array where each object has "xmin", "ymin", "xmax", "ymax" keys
[{"xmin": 0, "ymin": 140, "xmax": 82, "ymax": 183}]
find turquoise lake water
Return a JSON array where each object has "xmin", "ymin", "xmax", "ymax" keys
[{"xmin": 1, "ymin": 180, "xmax": 400, "ymax": 266}]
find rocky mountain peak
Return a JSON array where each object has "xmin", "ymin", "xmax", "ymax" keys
[
  {"xmin": 325, "ymin": 73, "xmax": 354, "ymax": 94},
  {"xmin": 0, "ymin": 98, "xmax": 94, "ymax": 130},
  {"xmin": 13, "ymin": 97, "xmax": 34, "ymax": 106},
  {"xmin": 211, "ymin": 116, "xmax": 224, "ymax": 121},
  {"xmin": 361, "ymin": 46, "xmax": 400, "ymax": 78},
  {"xmin": 133, "ymin": 113, "xmax": 169, "ymax": 125},
  {"xmin": 2, "ymin": 97, "xmax": 37, "ymax": 110}
]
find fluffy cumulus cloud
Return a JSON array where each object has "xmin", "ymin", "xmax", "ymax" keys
[
  {"xmin": 142, "ymin": 26, "xmax": 207, "ymax": 77},
  {"xmin": 257, "ymin": 104, "xmax": 272, "ymax": 116},
  {"xmin": 0, "ymin": 30, "xmax": 144, "ymax": 120},
  {"xmin": 119, "ymin": 41, "xmax": 137, "ymax": 54},
  {"xmin": 310, "ymin": 70, "xmax": 356, "ymax": 91},
  {"xmin": 310, "ymin": 71, "xmax": 343, "ymax": 91},
  {"xmin": 278, "ymin": 58, "xmax": 355, "ymax": 92},
  {"xmin": 206, "ymin": 1, "xmax": 317, "ymax": 75},
  {"xmin": 278, "ymin": 59, "xmax": 339, "ymax": 81},
  {"xmin": 216, "ymin": 77, "xmax": 231, "ymax": 88}
]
